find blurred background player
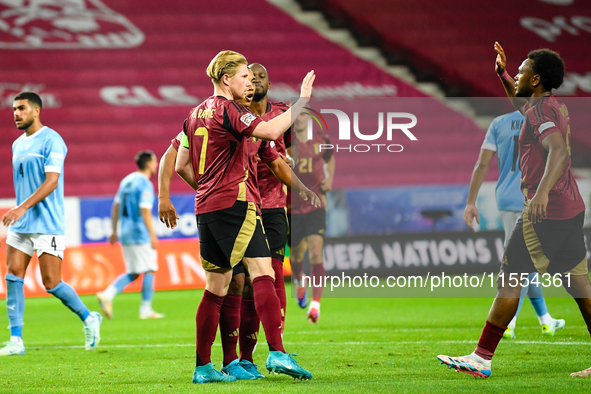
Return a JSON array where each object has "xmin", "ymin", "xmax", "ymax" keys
[
  {"xmin": 1, "ymin": 92, "xmax": 101, "ymax": 356},
  {"xmin": 97, "ymin": 151, "xmax": 163, "ymax": 320},
  {"xmin": 289, "ymin": 111, "xmax": 335, "ymax": 323},
  {"xmin": 464, "ymin": 110, "xmax": 565, "ymax": 339},
  {"xmin": 173, "ymin": 50, "xmax": 315, "ymax": 383},
  {"xmin": 438, "ymin": 43, "xmax": 590, "ymax": 379}
]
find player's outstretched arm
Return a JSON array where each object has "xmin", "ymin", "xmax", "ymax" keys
[
  {"xmin": 158, "ymin": 144, "xmax": 180, "ymax": 229},
  {"xmin": 528, "ymin": 133, "xmax": 568, "ymax": 224},
  {"xmin": 464, "ymin": 148, "xmax": 495, "ymax": 231},
  {"xmin": 2, "ymin": 172, "xmax": 59, "ymax": 227},
  {"xmin": 251, "ymin": 71, "xmax": 315, "ymax": 141},
  {"xmin": 174, "ymin": 145, "xmax": 198, "ymax": 191},
  {"xmin": 494, "ymin": 42, "xmax": 527, "ymax": 113},
  {"xmin": 266, "ymin": 155, "xmax": 321, "ymax": 208}
]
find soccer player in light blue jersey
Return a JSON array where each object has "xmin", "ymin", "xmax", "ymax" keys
[
  {"xmin": 464, "ymin": 110, "xmax": 564, "ymax": 339},
  {"xmin": 96, "ymin": 151, "xmax": 164, "ymax": 320},
  {"xmin": 1, "ymin": 92, "xmax": 102, "ymax": 356}
]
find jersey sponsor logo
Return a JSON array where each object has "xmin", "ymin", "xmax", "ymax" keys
[
  {"xmin": 0, "ymin": 0, "xmax": 144, "ymax": 49},
  {"xmin": 538, "ymin": 121, "xmax": 556, "ymax": 133},
  {"xmin": 240, "ymin": 113, "xmax": 256, "ymax": 127}
]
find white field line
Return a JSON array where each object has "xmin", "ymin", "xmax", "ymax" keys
[{"xmin": 27, "ymin": 339, "xmax": 591, "ymax": 350}]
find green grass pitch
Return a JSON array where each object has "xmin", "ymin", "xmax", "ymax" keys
[{"xmin": 1, "ymin": 285, "xmax": 590, "ymax": 393}]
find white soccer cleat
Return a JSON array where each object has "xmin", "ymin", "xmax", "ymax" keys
[
  {"xmin": 571, "ymin": 367, "xmax": 591, "ymax": 377},
  {"xmin": 542, "ymin": 318, "xmax": 565, "ymax": 336},
  {"xmin": 139, "ymin": 310, "xmax": 165, "ymax": 319},
  {"xmin": 0, "ymin": 341, "xmax": 26, "ymax": 356},
  {"xmin": 96, "ymin": 292, "xmax": 113, "ymax": 319},
  {"xmin": 83, "ymin": 312, "xmax": 103, "ymax": 350}
]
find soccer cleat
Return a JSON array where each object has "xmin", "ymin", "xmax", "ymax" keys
[
  {"xmin": 83, "ymin": 311, "xmax": 103, "ymax": 350},
  {"xmin": 437, "ymin": 354, "xmax": 491, "ymax": 379},
  {"xmin": 0, "ymin": 341, "xmax": 26, "ymax": 356},
  {"xmin": 542, "ymin": 318, "xmax": 565, "ymax": 336},
  {"xmin": 503, "ymin": 328, "xmax": 515, "ymax": 339},
  {"xmin": 139, "ymin": 310, "xmax": 165, "ymax": 319},
  {"xmin": 571, "ymin": 367, "xmax": 591, "ymax": 377},
  {"xmin": 192, "ymin": 363, "xmax": 237, "ymax": 383},
  {"xmin": 266, "ymin": 351, "xmax": 313, "ymax": 380},
  {"xmin": 96, "ymin": 292, "xmax": 113, "ymax": 319},
  {"xmin": 221, "ymin": 359, "xmax": 256, "ymax": 380},
  {"xmin": 239, "ymin": 360, "xmax": 265, "ymax": 379},
  {"xmin": 297, "ymin": 286, "xmax": 308, "ymax": 309},
  {"xmin": 307, "ymin": 307, "xmax": 319, "ymax": 324}
]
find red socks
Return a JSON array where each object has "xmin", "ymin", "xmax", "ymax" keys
[
  {"xmin": 239, "ymin": 297, "xmax": 260, "ymax": 363},
  {"xmin": 474, "ymin": 320, "xmax": 507, "ymax": 360},
  {"xmin": 252, "ymin": 275, "xmax": 285, "ymax": 353},
  {"xmin": 195, "ymin": 290, "xmax": 224, "ymax": 366},
  {"xmin": 291, "ymin": 260, "xmax": 303, "ymax": 282},
  {"xmin": 219, "ymin": 294, "xmax": 241, "ymax": 366},
  {"xmin": 271, "ymin": 258, "xmax": 287, "ymax": 331},
  {"xmin": 311, "ymin": 263, "xmax": 325, "ymax": 301}
]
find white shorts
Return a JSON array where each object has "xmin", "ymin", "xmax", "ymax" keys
[
  {"xmin": 6, "ymin": 232, "xmax": 65, "ymax": 259},
  {"xmin": 122, "ymin": 244, "xmax": 158, "ymax": 274}
]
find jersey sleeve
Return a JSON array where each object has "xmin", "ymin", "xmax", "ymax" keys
[
  {"xmin": 171, "ymin": 130, "xmax": 183, "ymax": 151},
  {"xmin": 482, "ymin": 118, "xmax": 498, "ymax": 152},
  {"xmin": 43, "ymin": 134, "xmax": 67, "ymax": 174},
  {"xmin": 139, "ymin": 180, "xmax": 155, "ymax": 210},
  {"xmin": 528, "ymin": 104, "xmax": 561, "ymax": 143},
  {"xmin": 258, "ymin": 140, "xmax": 280, "ymax": 164},
  {"xmin": 222, "ymin": 101, "xmax": 263, "ymax": 138}
]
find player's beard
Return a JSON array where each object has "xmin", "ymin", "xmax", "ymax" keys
[
  {"xmin": 16, "ymin": 118, "xmax": 34, "ymax": 130},
  {"xmin": 253, "ymin": 89, "xmax": 267, "ymax": 102}
]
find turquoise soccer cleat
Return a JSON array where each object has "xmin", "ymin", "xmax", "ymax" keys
[
  {"xmin": 192, "ymin": 363, "xmax": 237, "ymax": 383},
  {"xmin": 221, "ymin": 359, "xmax": 256, "ymax": 380},
  {"xmin": 0, "ymin": 341, "xmax": 26, "ymax": 356},
  {"xmin": 239, "ymin": 360, "xmax": 265, "ymax": 379},
  {"xmin": 437, "ymin": 354, "xmax": 491, "ymax": 379},
  {"xmin": 266, "ymin": 351, "xmax": 312, "ymax": 380}
]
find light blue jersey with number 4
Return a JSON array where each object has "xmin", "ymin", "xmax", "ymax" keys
[
  {"xmin": 11, "ymin": 126, "xmax": 67, "ymax": 235},
  {"xmin": 114, "ymin": 172, "xmax": 154, "ymax": 245},
  {"xmin": 482, "ymin": 111, "xmax": 525, "ymax": 212}
]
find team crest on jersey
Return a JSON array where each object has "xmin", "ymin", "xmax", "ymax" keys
[{"xmin": 240, "ymin": 113, "xmax": 256, "ymax": 127}]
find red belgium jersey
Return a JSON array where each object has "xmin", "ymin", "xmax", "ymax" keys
[{"xmin": 520, "ymin": 95, "xmax": 585, "ymax": 220}]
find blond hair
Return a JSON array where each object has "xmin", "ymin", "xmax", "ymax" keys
[{"xmin": 206, "ymin": 50, "xmax": 248, "ymax": 84}]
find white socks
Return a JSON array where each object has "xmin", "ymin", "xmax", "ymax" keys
[
  {"xmin": 140, "ymin": 300, "xmax": 152, "ymax": 315},
  {"xmin": 309, "ymin": 300, "xmax": 320, "ymax": 312},
  {"xmin": 84, "ymin": 314, "xmax": 95, "ymax": 325},
  {"xmin": 538, "ymin": 313, "xmax": 553, "ymax": 326},
  {"xmin": 10, "ymin": 336, "xmax": 23, "ymax": 346},
  {"xmin": 469, "ymin": 352, "xmax": 492, "ymax": 367}
]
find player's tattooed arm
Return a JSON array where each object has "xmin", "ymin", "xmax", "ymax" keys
[{"xmin": 2, "ymin": 172, "xmax": 59, "ymax": 227}]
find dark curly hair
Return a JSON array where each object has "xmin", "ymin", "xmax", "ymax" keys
[
  {"xmin": 14, "ymin": 91, "xmax": 42, "ymax": 110},
  {"xmin": 527, "ymin": 49, "xmax": 565, "ymax": 91}
]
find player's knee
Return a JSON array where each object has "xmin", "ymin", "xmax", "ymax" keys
[
  {"xmin": 229, "ymin": 274, "xmax": 245, "ymax": 295},
  {"xmin": 42, "ymin": 276, "xmax": 61, "ymax": 291}
]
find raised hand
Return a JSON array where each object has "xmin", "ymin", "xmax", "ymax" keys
[
  {"xmin": 300, "ymin": 70, "xmax": 316, "ymax": 99},
  {"xmin": 494, "ymin": 41, "xmax": 507, "ymax": 75}
]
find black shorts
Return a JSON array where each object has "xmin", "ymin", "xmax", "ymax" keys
[
  {"xmin": 502, "ymin": 210, "xmax": 588, "ymax": 275},
  {"xmin": 262, "ymin": 208, "xmax": 288, "ymax": 261},
  {"xmin": 197, "ymin": 201, "xmax": 270, "ymax": 272},
  {"xmin": 289, "ymin": 208, "xmax": 326, "ymax": 248}
]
